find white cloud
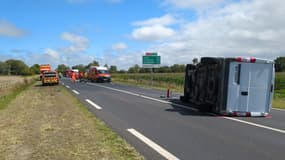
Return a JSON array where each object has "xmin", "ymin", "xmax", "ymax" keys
[
  {"xmin": 0, "ymin": 20, "xmax": 27, "ymax": 37},
  {"xmin": 60, "ymin": 32, "xmax": 89, "ymax": 54},
  {"xmin": 132, "ymin": 25, "xmax": 176, "ymax": 41},
  {"xmin": 142, "ymin": 0, "xmax": 285, "ymax": 66},
  {"xmin": 44, "ymin": 48, "xmax": 60, "ymax": 60},
  {"xmin": 133, "ymin": 14, "xmax": 176, "ymax": 26},
  {"xmin": 112, "ymin": 42, "xmax": 128, "ymax": 50},
  {"xmin": 164, "ymin": 0, "xmax": 225, "ymax": 10}
]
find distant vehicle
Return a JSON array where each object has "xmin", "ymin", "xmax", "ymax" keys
[
  {"xmin": 87, "ymin": 66, "xmax": 111, "ymax": 83},
  {"xmin": 42, "ymin": 70, "xmax": 59, "ymax": 86},
  {"xmin": 180, "ymin": 57, "xmax": 274, "ymax": 117},
  {"xmin": 65, "ymin": 69, "xmax": 72, "ymax": 77},
  {"xmin": 72, "ymin": 69, "xmax": 79, "ymax": 79},
  {"xmin": 39, "ymin": 64, "xmax": 51, "ymax": 80}
]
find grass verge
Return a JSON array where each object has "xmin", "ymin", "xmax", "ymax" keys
[{"xmin": 0, "ymin": 77, "xmax": 36, "ymax": 110}]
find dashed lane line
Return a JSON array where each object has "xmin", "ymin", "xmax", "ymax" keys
[
  {"xmin": 72, "ymin": 90, "xmax": 80, "ymax": 95},
  {"xmin": 85, "ymin": 99, "xmax": 102, "ymax": 110},
  {"xmin": 127, "ymin": 128, "xmax": 179, "ymax": 160}
]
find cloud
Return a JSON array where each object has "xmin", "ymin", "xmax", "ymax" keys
[
  {"xmin": 131, "ymin": 14, "xmax": 178, "ymax": 42},
  {"xmin": 133, "ymin": 14, "xmax": 176, "ymax": 26},
  {"xmin": 132, "ymin": 25, "xmax": 176, "ymax": 42},
  {"xmin": 60, "ymin": 32, "xmax": 89, "ymax": 54},
  {"xmin": 163, "ymin": 0, "xmax": 225, "ymax": 10},
  {"xmin": 112, "ymin": 42, "xmax": 128, "ymax": 50},
  {"xmin": 44, "ymin": 48, "xmax": 60, "ymax": 60},
  {"xmin": 139, "ymin": 0, "xmax": 285, "ymax": 66},
  {"xmin": 0, "ymin": 20, "xmax": 27, "ymax": 37}
]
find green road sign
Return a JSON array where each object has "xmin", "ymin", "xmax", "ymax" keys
[{"xmin": 143, "ymin": 56, "xmax": 161, "ymax": 64}]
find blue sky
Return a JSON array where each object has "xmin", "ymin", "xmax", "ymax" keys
[{"xmin": 0, "ymin": 0, "xmax": 284, "ymax": 69}]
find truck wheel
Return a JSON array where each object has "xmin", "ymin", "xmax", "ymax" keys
[{"xmin": 201, "ymin": 57, "xmax": 219, "ymax": 64}]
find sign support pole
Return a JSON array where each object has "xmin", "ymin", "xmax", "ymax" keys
[{"xmin": 150, "ymin": 68, "xmax": 153, "ymax": 86}]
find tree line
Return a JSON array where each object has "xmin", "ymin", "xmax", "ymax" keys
[
  {"xmin": 0, "ymin": 57, "xmax": 284, "ymax": 76},
  {"xmin": 0, "ymin": 59, "xmax": 39, "ymax": 76}
]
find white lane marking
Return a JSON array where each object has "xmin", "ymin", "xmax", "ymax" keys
[
  {"xmin": 85, "ymin": 99, "xmax": 102, "ymax": 110},
  {"xmin": 66, "ymin": 85, "xmax": 70, "ymax": 88},
  {"xmin": 88, "ymin": 83, "xmax": 198, "ymax": 111},
  {"xmin": 127, "ymin": 128, "xmax": 179, "ymax": 160},
  {"xmin": 72, "ymin": 90, "xmax": 80, "ymax": 94},
  {"xmin": 272, "ymin": 108, "xmax": 285, "ymax": 111},
  {"xmin": 223, "ymin": 117, "xmax": 285, "ymax": 134}
]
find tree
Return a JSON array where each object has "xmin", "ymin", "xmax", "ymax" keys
[
  {"xmin": 128, "ymin": 64, "xmax": 140, "ymax": 73},
  {"xmin": 156, "ymin": 66, "xmax": 170, "ymax": 73},
  {"xmin": 104, "ymin": 64, "xmax": 109, "ymax": 69},
  {"xmin": 86, "ymin": 60, "xmax": 99, "ymax": 69},
  {"xmin": 0, "ymin": 61, "xmax": 8, "ymax": 75},
  {"xmin": 5, "ymin": 59, "xmax": 31, "ymax": 75},
  {"xmin": 170, "ymin": 64, "xmax": 185, "ymax": 73},
  {"xmin": 30, "ymin": 64, "xmax": 40, "ymax": 74},
  {"xmin": 109, "ymin": 65, "xmax": 117, "ymax": 73},
  {"xmin": 56, "ymin": 64, "xmax": 69, "ymax": 74},
  {"xmin": 275, "ymin": 57, "xmax": 285, "ymax": 72},
  {"xmin": 72, "ymin": 64, "xmax": 86, "ymax": 72}
]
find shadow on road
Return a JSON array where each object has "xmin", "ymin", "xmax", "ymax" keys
[{"xmin": 166, "ymin": 99, "xmax": 216, "ymax": 117}]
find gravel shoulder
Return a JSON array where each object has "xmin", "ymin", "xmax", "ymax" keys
[{"xmin": 0, "ymin": 82, "xmax": 144, "ymax": 160}]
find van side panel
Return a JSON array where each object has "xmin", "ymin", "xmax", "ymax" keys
[{"xmin": 226, "ymin": 62, "xmax": 240, "ymax": 112}]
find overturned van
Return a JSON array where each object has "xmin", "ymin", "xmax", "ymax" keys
[{"xmin": 181, "ymin": 57, "xmax": 275, "ymax": 117}]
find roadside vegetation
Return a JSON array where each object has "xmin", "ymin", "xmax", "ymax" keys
[
  {"xmin": 273, "ymin": 72, "xmax": 285, "ymax": 109},
  {"xmin": 0, "ymin": 76, "xmax": 36, "ymax": 110},
  {"xmin": 112, "ymin": 72, "xmax": 285, "ymax": 109},
  {"xmin": 0, "ymin": 81, "xmax": 144, "ymax": 160}
]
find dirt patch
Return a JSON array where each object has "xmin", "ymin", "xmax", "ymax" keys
[{"xmin": 0, "ymin": 82, "xmax": 144, "ymax": 160}]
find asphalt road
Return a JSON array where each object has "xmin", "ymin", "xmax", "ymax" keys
[{"xmin": 61, "ymin": 78, "xmax": 285, "ymax": 160}]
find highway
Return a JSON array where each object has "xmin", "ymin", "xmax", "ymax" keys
[{"xmin": 61, "ymin": 78, "xmax": 285, "ymax": 160}]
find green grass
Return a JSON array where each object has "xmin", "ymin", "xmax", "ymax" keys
[
  {"xmin": 112, "ymin": 72, "xmax": 285, "ymax": 109},
  {"xmin": 0, "ymin": 77, "xmax": 36, "ymax": 110},
  {"xmin": 112, "ymin": 73, "xmax": 184, "ymax": 92}
]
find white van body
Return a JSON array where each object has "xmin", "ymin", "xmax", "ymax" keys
[{"xmin": 182, "ymin": 57, "xmax": 275, "ymax": 117}]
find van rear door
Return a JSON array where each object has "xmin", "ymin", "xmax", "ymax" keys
[
  {"xmin": 227, "ymin": 61, "xmax": 273, "ymax": 114},
  {"xmin": 238, "ymin": 63, "xmax": 273, "ymax": 112}
]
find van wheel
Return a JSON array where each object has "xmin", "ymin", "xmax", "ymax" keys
[{"xmin": 201, "ymin": 57, "xmax": 219, "ymax": 64}]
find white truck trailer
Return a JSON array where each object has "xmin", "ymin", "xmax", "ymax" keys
[{"xmin": 180, "ymin": 57, "xmax": 274, "ymax": 117}]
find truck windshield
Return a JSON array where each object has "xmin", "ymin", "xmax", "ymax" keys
[
  {"xmin": 98, "ymin": 70, "xmax": 109, "ymax": 74},
  {"xmin": 44, "ymin": 73, "xmax": 57, "ymax": 77}
]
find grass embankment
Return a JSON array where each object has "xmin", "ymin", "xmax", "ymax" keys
[
  {"xmin": 273, "ymin": 72, "xmax": 285, "ymax": 109},
  {"xmin": 0, "ymin": 81, "xmax": 144, "ymax": 160},
  {"xmin": 112, "ymin": 72, "xmax": 285, "ymax": 109},
  {"xmin": 0, "ymin": 76, "xmax": 36, "ymax": 109},
  {"xmin": 112, "ymin": 73, "xmax": 184, "ymax": 92}
]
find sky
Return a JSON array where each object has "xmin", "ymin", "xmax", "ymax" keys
[{"xmin": 0, "ymin": 0, "xmax": 284, "ymax": 70}]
